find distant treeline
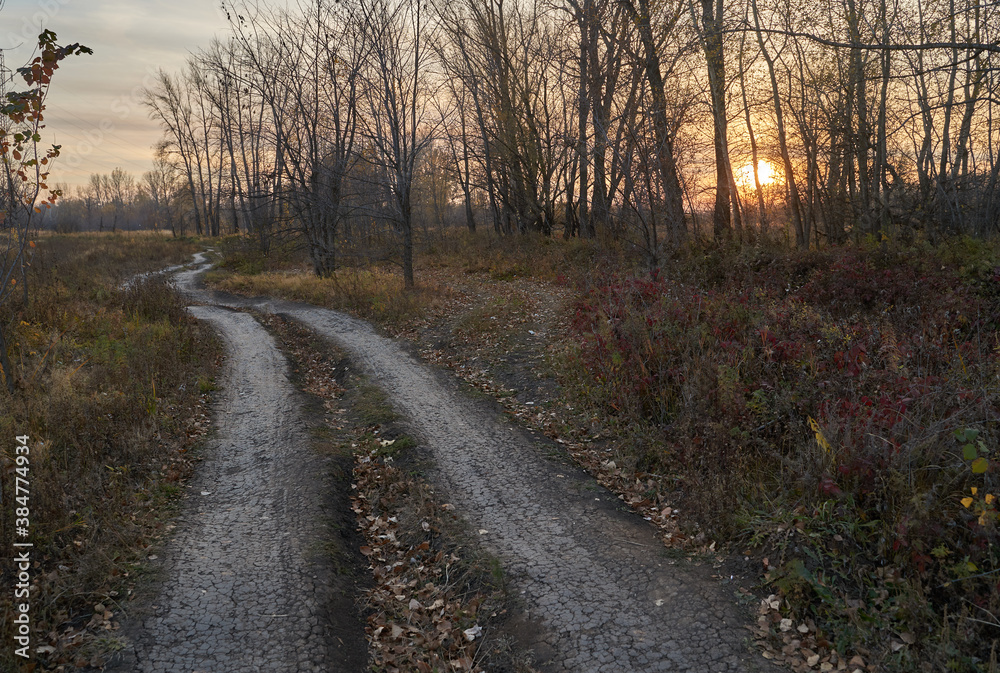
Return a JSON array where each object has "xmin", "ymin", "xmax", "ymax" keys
[{"xmin": 43, "ymin": 165, "xmax": 178, "ymax": 234}]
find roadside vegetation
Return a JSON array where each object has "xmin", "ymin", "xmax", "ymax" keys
[
  {"xmin": 211, "ymin": 230, "xmax": 1000, "ymax": 672},
  {"xmin": 566, "ymin": 238, "xmax": 1000, "ymax": 672},
  {"xmin": 0, "ymin": 232, "xmax": 220, "ymax": 671}
]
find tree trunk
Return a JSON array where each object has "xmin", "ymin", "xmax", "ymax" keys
[
  {"xmin": 699, "ymin": 0, "xmax": 732, "ymax": 240},
  {"xmin": 577, "ymin": 2, "xmax": 593, "ymax": 239},
  {"xmin": 460, "ymin": 107, "xmax": 476, "ymax": 233},
  {"xmin": 625, "ymin": 0, "xmax": 686, "ymax": 243},
  {"xmin": 751, "ymin": 0, "xmax": 806, "ymax": 247},
  {"xmin": 738, "ymin": 37, "xmax": 768, "ymax": 232}
]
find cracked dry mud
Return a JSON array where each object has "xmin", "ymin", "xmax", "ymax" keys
[
  {"xmin": 132, "ymin": 254, "xmax": 781, "ymax": 673},
  {"xmin": 107, "ymin": 263, "xmax": 353, "ymax": 672}
]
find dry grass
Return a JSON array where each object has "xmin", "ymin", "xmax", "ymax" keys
[
  {"xmin": 0, "ymin": 232, "xmax": 220, "ymax": 671},
  {"xmin": 210, "ymin": 265, "xmax": 452, "ymax": 328},
  {"xmin": 420, "ymin": 229, "xmax": 611, "ymax": 282}
]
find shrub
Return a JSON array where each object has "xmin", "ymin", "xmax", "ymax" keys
[{"xmin": 566, "ymin": 243, "xmax": 1000, "ymax": 669}]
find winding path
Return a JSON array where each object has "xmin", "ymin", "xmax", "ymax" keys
[
  {"xmin": 180, "ymin": 255, "xmax": 779, "ymax": 673},
  {"xmin": 108, "ymin": 257, "xmax": 351, "ymax": 672},
  {"xmin": 116, "ymin": 254, "xmax": 780, "ymax": 672}
]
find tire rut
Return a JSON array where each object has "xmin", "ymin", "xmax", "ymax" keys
[
  {"xmin": 171, "ymin": 255, "xmax": 780, "ymax": 673},
  {"xmin": 108, "ymin": 262, "xmax": 357, "ymax": 672}
]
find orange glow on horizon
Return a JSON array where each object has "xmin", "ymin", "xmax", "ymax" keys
[{"xmin": 736, "ymin": 161, "xmax": 779, "ymax": 190}]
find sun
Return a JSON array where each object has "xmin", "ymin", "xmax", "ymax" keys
[{"xmin": 736, "ymin": 161, "xmax": 778, "ymax": 189}]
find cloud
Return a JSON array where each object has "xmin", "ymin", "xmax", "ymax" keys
[{"xmin": 2, "ymin": 0, "xmax": 229, "ymax": 188}]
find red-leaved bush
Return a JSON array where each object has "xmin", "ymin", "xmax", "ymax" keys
[{"xmin": 567, "ymin": 244, "xmax": 999, "ymax": 668}]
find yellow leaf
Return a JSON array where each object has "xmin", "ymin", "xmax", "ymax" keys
[
  {"xmin": 807, "ymin": 416, "xmax": 831, "ymax": 452},
  {"xmin": 972, "ymin": 487, "xmax": 978, "ymax": 495},
  {"xmin": 986, "ymin": 494, "xmax": 995, "ymax": 505},
  {"xmin": 980, "ymin": 512, "xmax": 990, "ymax": 526},
  {"xmin": 961, "ymin": 497, "xmax": 974, "ymax": 508}
]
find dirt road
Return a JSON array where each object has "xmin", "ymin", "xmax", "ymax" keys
[
  {"xmin": 107, "ymin": 257, "xmax": 362, "ymax": 672},
  {"xmin": 276, "ymin": 305, "xmax": 770, "ymax": 673},
  {"xmin": 119, "ymin": 254, "xmax": 778, "ymax": 672}
]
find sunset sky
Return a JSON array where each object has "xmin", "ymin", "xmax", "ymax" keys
[{"xmin": 2, "ymin": 0, "xmax": 231, "ymax": 192}]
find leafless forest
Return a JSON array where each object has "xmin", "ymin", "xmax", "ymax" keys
[{"xmin": 45, "ymin": 0, "xmax": 1000, "ymax": 274}]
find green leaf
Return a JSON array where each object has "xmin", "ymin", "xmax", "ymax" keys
[
  {"xmin": 964, "ymin": 444, "xmax": 979, "ymax": 461},
  {"xmin": 972, "ymin": 457, "xmax": 989, "ymax": 474},
  {"xmin": 965, "ymin": 428, "xmax": 980, "ymax": 443}
]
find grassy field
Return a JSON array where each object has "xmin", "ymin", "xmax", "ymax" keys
[
  {"xmin": 211, "ymin": 229, "xmax": 1000, "ymax": 672},
  {"xmin": 0, "ymin": 232, "xmax": 221, "ymax": 671},
  {"xmin": 207, "ymin": 230, "xmax": 612, "ymax": 327}
]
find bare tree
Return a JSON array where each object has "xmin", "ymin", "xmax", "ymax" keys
[
  {"xmin": 357, "ymin": 0, "xmax": 437, "ymax": 287},
  {"xmin": 618, "ymin": 0, "xmax": 688, "ymax": 243},
  {"xmin": 144, "ymin": 155, "xmax": 180, "ymax": 234}
]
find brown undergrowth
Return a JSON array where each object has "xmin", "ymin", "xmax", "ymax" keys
[{"xmin": 0, "ymin": 232, "xmax": 221, "ymax": 671}]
